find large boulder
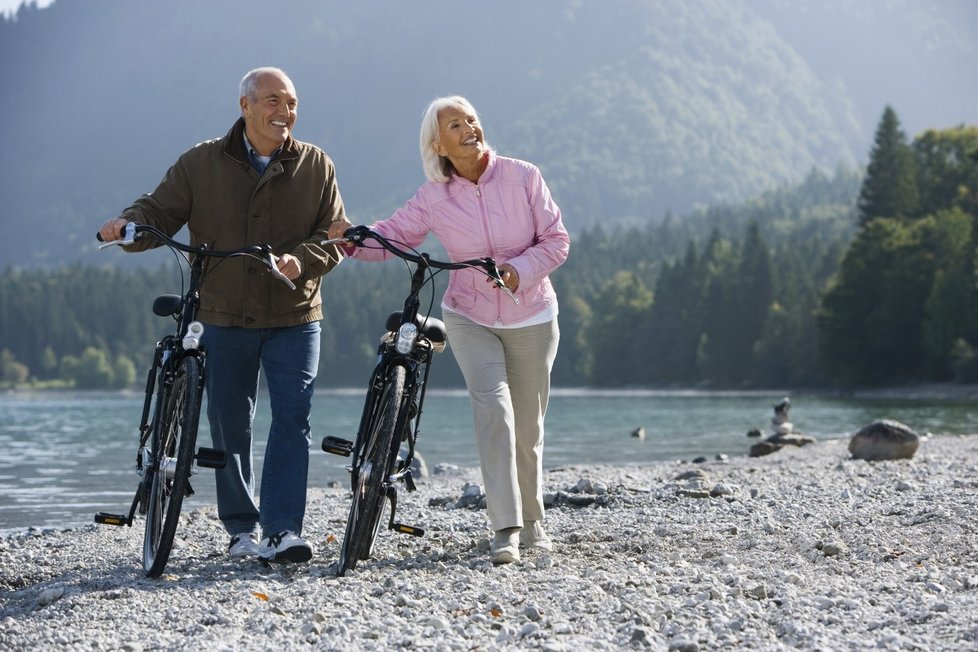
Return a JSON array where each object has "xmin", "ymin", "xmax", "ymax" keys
[{"xmin": 848, "ymin": 419, "xmax": 920, "ymax": 461}]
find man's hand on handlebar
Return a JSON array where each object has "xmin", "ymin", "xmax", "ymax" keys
[
  {"xmin": 274, "ymin": 253, "xmax": 302, "ymax": 281},
  {"xmin": 327, "ymin": 217, "xmax": 355, "ymax": 241},
  {"xmin": 98, "ymin": 218, "xmax": 129, "ymax": 243}
]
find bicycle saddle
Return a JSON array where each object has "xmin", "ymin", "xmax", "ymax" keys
[{"xmin": 153, "ymin": 294, "xmax": 183, "ymax": 318}]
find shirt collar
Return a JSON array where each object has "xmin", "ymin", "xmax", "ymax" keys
[{"xmin": 242, "ymin": 131, "xmax": 282, "ymax": 160}]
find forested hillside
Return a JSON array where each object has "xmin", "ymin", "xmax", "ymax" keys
[
  {"xmin": 3, "ymin": 113, "xmax": 976, "ymax": 390},
  {"xmin": 1, "ymin": 164, "xmax": 861, "ymax": 389}
]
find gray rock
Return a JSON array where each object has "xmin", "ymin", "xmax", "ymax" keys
[
  {"xmin": 674, "ymin": 469, "xmax": 709, "ymax": 482},
  {"xmin": 631, "ymin": 426, "xmax": 646, "ymax": 440},
  {"xmin": 432, "ymin": 462, "xmax": 462, "ymax": 475},
  {"xmin": 676, "ymin": 488, "xmax": 711, "ymax": 499},
  {"xmin": 36, "ymin": 586, "xmax": 64, "ymax": 607},
  {"xmin": 769, "ymin": 433, "xmax": 817, "ymax": 447},
  {"xmin": 455, "ymin": 482, "xmax": 485, "ymax": 508},
  {"xmin": 848, "ymin": 419, "xmax": 920, "ymax": 461},
  {"xmin": 409, "ymin": 450, "xmax": 428, "ymax": 479},
  {"xmin": 749, "ymin": 441, "xmax": 783, "ymax": 457}
]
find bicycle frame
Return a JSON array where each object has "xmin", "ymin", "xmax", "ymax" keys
[
  {"xmin": 120, "ymin": 242, "xmax": 213, "ymax": 522},
  {"xmin": 94, "ymin": 222, "xmax": 292, "ymax": 576},
  {"xmin": 358, "ymin": 254, "xmax": 440, "ymax": 497},
  {"xmin": 322, "ymin": 226, "xmax": 516, "ymax": 574}
]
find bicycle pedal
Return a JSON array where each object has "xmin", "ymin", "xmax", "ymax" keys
[
  {"xmin": 94, "ymin": 512, "xmax": 130, "ymax": 527},
  {"xmin": 321, "ymin": 435, "xmax": 353, "ymax": 457},
  {"xmin": 196, "ymin": 447, "xmax": 226, "ymax": 469},
  {"xmin": 392, "ymin": 523, "xmax": 425, "ymax": 537}
]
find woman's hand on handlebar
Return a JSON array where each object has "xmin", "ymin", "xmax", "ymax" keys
[{"xmin": 497, "ymin": 263, "xmax": 520, "ymax": 292}]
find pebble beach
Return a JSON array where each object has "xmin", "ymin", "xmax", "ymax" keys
[{"xmin": 2, "ymin": 434, "xmax": 977, "ymax": 650}]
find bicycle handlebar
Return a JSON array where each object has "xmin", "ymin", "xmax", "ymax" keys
[
  {"xmin": 97, "ymin": 222, "xmax": 296, "ymax": 290},
  {"xmin": 322, "ymin": 225, "xmax": 519, "ymax": 304}
]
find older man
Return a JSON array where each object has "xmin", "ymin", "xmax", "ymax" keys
[{"xmin": 99, "ymin": 67, "xmax": 346, "ymax": 563}]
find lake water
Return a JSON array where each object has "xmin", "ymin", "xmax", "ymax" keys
[{"xmin": 2, "ymin": 389, "xmax": 976, "ymax": 534}]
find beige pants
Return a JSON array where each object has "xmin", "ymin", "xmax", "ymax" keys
[{"xmin": 443, "ymin": 312, "xmax": 559, "ymax": 531}]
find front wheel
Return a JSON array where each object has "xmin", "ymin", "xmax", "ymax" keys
[
  {"xmin": 338, "ymin": 364, "xmax": 406, "ymax": 576},
  {"xmin": 143, "ymin": 355, "xmax": 202, "ymax": 577}
]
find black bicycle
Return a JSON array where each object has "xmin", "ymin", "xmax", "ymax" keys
[
  {"xmin": 94, "ymin": 222, "xmax": 296, "ymax": 577},
  {"xmin": 321, "ymin": 226, "xmax": 517, "ymax": 576}
]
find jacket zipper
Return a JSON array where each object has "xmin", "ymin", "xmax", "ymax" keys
[{"xmin": 474, "ymin": 183, "xmax": 503, "ymax": 326}]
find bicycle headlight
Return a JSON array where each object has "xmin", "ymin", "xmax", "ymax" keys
[
  {"xmin": 395, "ymin": 322, "xmax": 418, "ymax": 354},
  {"xmin": 182, "ymin": 321, "xmax": 205, "ymax": 350}
]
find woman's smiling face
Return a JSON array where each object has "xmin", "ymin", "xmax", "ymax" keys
[{"xmin": 433, "ymin": 104, "xmax": 486, "ymax": 165}]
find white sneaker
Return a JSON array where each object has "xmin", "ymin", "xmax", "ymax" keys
[
  {"xmin": 228, "ymin": 533, "xmax": 262, "ymax": 558},
  {"xmin": 259, "ymin": 531, "xmax": 313, "ymax": 564},
  {"xmin": 519, "ymin": 521, "xmax": 553, "ymax": 551},
  {"xmin": 490, "ymin": 527, "xmax": 520, "ymax": 564}
]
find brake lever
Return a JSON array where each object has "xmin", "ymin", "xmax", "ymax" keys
[
  {"xmin": 268, "ymin": 254, "xmax": 297, "ymax": 291},
  {"xmin": 485, "ymin": 259, "xmax": 520, "ymax": 305},
  {"xmin": 496, "ymin": 282, "xmax": 520, "ymax": 305},
  {"xmin": 322, "ymin": 225, "xmax": 368, "ymax": 248},
  {"xmin": 97, "ymin": 222, "xmax": 138, "ymax": 249}
]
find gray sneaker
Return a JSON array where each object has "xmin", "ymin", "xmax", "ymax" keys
[
  {"xmin": 519, "ymin": 521, "xmax": 553, "ymax": 551},
  {"xmin": 228, "ymin": 532, "xmax": 262, "ymax": 558},
  {"xmin": 490, "ymin": 527, "xmax": 520, "ymax": 564},
  {"xmin": 259, "ymin": 531, "xmax": 313, "ymax": 564}
]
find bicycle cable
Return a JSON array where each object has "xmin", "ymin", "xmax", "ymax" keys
[{"xmin": 359, "ymin": 237, "xmax": 448, "ymax": 333}]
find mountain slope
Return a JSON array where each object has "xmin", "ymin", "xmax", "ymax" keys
[{"xmin": 0, "ymin": 0, "xmax": 970, "ymax": 267}]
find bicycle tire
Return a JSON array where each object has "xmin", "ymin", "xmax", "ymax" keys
[
  {"xmin": 338, "ymin": 364, "xmax": 406, "ymax": 576},
  {"xmin": 143, "ymin": 355, "xmax": 202, "ymax": 577}
]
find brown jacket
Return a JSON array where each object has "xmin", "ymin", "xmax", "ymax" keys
[{"xmin": 119, "ymin": 118, "xmax": 346, "ymax": 328}]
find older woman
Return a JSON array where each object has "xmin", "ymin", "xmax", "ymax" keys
[{"xmin": 329, "ymin": 95, "xmax": 570, "ymax": 564}]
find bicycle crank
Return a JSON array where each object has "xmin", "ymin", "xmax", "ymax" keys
[{"xmin": 384, "ymin": 485, "xmax": 425, "ymax": 537}]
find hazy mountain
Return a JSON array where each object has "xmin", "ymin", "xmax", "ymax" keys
[{"xmin": 1, "ymin": 0, "xmax": 974, "ymax": 267}]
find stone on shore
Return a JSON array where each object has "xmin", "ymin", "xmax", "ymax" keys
[{"xmin": 848, "ymin": 418, "xmax": 920, "ymax": 460}]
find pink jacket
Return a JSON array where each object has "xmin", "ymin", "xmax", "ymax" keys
[{"xmin": 352, "ymin": 152, "xmax": 570, "ymax": 326}]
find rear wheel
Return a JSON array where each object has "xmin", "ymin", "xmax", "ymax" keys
[
  {"xmin": 143, "ymin": 355, "xmax": 202, "ymax": 577},
  {"xmin": 338, "ymin": 365, "xmax": 405, "ymax": 576}
]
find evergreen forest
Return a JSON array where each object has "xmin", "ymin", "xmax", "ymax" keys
[{"xmin": 3, "ymin": 110, "xmax": 976, "ymax": 391}]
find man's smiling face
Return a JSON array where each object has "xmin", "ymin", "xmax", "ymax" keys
[{"xmin": 240, "ymin": 70, "xmax": 297, "ymax": 156}]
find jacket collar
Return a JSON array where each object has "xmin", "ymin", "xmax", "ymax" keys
[
  {"xmin": 224, "ymin": 117, "xmax": 300, "ymax": 164},
  {"xmin": 451, "ymin": 149, "xmax": 497, "ymax": 186}
]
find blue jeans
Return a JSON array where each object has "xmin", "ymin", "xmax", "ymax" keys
[{"xmin": 202, "ymin": 321, "xmax": 320, "ymax": 537}]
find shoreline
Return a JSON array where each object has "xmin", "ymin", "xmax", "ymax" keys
[
  {"xmin": 2, "ymin": 435, "xmax": 977, "ymax": 649},
  {"xmin": 5, "ymin": 382, "xmax": 978, "ymax": 400}
]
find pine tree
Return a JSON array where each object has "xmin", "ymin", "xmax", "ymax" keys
[{"xmin": 858, "ymin": 106, "xmax": 919, "ymax": 226}]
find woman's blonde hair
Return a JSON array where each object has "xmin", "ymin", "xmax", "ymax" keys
[{"xmin": 419, "ymin": 95, "xmax": 488, "ymax": 183}]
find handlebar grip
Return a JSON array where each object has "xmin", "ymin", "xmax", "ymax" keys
[
  {"xmin": 96, "ymin": 232, "xmax": 104, "ymax": 242},
  {"xmin": 344, "ymin": 225, "xmax": 371, "ymax": 242}
]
